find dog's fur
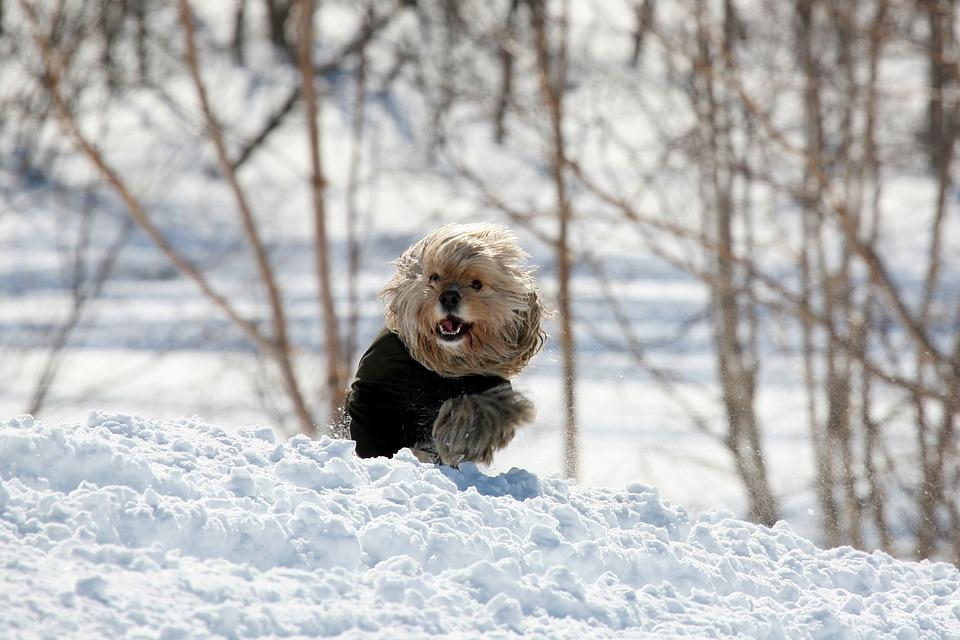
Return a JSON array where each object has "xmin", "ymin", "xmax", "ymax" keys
[
  {"xmin": 432, "ymin": 382, "xmax": 535, "ymax": 466},
  {"xmin": 379, "ymin": 223, "xmax": 545, "ymax": 465},
  {"xmin": 381, "ymin": 223, "xmax": 545, "ymax": 378}
]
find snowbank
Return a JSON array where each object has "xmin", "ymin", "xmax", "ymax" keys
[{"xmin": 1, "ymin": 414, "xmax": 957, "ymax": 638}]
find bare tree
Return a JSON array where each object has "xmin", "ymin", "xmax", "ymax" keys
[
  {"xmin": 264, "ymin": 0, "xmax": 294, "ymax": 58},
  {"xmin": 232, "ymin": 0, "xmax": 247, "ymax": 65},
  {"xmin": 690, "ymin": 0, "xmax": 778, "ymax": 526},
  {"xmin": 296, "ymin": 0, "xmax": 347, "ymax": 424},
  {"xmin": 12, "ymin": 0, "xmax": 407, "ymax": 435},
  {"xmin": 178, "ymin": 0, "xmax": 318, "ymax": 436},
  {"xmin": 493, "ymin": 0, "xmax": 520, "ymax": 144},
  {"xmin": 553, "ymin": 0, "xmax": 959, "ymax": 552},
  {"xmin": 530, "ymin": 0, "xmax": 578, "ymax": 480},
  {"xmin": 19, "ymin": 0, "xmax": 321, "ymax": 436},
  {"xmin": 343, "ymin": 26, "xmax": 370, "ymax": 370},
  {"xmin": 796, "ymin": 0, "xmax": 841, "ymax": 547},
  {"xmin": 27, "ymin": 206, "xmax": 133, "ymax": 416}
]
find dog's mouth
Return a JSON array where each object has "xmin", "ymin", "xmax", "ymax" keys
[{"xmin": 437, "ymin": 315, "xmax": 472, "ymax": 342}]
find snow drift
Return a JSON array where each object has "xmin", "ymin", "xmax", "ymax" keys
[{"xmin": 1, "ymin": 413, "xmax": 958, "ymax": 638}]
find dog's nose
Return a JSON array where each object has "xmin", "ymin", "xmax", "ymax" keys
[{"xmin": 439, "ymin": 290, "xmax": 461, "ymax": 311}]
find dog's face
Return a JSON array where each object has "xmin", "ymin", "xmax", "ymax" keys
[{"xmin": 380, "ymin": 223, "xmax": 546, "ymax": 378}]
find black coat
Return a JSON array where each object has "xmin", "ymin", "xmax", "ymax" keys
[{"xmin": 347, "ymin": 329, "xmax": 509, "ymax": 460}]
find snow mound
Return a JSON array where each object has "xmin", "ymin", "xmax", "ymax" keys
[{"xmin": 1, "ymin": 414, "xmax": 958, "ymax": 638}]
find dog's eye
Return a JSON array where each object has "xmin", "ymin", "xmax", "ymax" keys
[
  {"xmin": 429, "ymin": 273, "xmax": 440, "ymax": 283},
  {"xmin": 471, "ymin": 280, "xmax": 483, "ymax": 290}
]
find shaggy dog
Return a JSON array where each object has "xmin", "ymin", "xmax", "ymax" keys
[{"xmin": 346, "ymin": 223, "xmax": 546, "ymax": 465}]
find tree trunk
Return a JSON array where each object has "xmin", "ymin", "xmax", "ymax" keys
[
  {"xmin": 297, "ymin": 0, "xmax": 347, "ymax": 427},
  {"xmin": 133, "ymin": 0, "xmax": 148, "ymax": 83},
  {"xmin": 265, "ymin": 0, "xmax": 293, "ymax": 58},
  {"xmin": 693, "ymin": 0, "xmax": 779, "ymax": 526},
  {"xmin": 629, "ymin": 1, "xmax": 655, "ymax": 67},
  {"xmin": 344, "ymin": 42, "xmax": 367, "ymax": 373},
  {"xmin": 915, "ymin": 0, "xmax": 957, "ymax": 558},
  {"xmin": 493, "ymin": 0, "xmax": 519, "ymax": 144},
  {"xmin": 232, "ymin": 0, "xmax": 247, "ymax": 65},
  {"xmin": 99, "ymin": 0, "xmax": 122, "ymax": 92},
  {"xmin": 179, "ymin": 0, "xmax": 317, "ymax": 437},
  {"xmin": 829, "ymin": 3, "xmax": 863, "ymax": 547},
  {"xmin": 530, "ymin": 0, "xmax": 578, "ymax": 480},
  {"xmin": 923, "ymin": 0, "xmax": 956, "ymax": 171},
  {"xmin": 795, "ymin": 0, "xmax": 847, "ymax": 543}
]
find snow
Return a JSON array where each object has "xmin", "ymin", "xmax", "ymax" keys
[{"xmin": 2, "ymin": 413, "xmax": 958, "ymax": 638}]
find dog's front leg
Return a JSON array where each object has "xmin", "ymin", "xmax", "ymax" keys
[{"xmin": 432, "ymin": 383, "xmax": 535, "ymax": 466}]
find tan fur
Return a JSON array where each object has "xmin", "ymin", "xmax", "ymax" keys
[
  {"xmin": 380, "ymin": 223, "xmax": 546, "ymax": 378},
  {"xmin": 432, "ymin": 384, "xmax": 536, "ymax": 466},
  {"xmin": 379, "ymin": 223, "xmax": 546, "ymax": 465}
]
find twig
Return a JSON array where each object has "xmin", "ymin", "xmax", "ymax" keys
[
  {"xmin": 177, "ymin": 0, "xmax": 316, "ymax": 436},
  {"xmin": 296, "ymin": 0, "xmax": 345, "ymax": 428},
  {"xmin": 18, "ymin": 0, "xmax": 272, "ymax": 354}
]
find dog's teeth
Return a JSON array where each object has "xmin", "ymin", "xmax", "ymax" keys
[{"xmin": 440, "ymin": 319, "xmax": 462, "ymax": 335}]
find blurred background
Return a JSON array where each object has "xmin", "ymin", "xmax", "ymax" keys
[{"xmin": 1, "ymin": 0, "xmax": 958, "ymax": 562}]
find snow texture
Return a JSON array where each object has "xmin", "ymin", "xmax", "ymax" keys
[{"xmin": 1, "ymin": 413, "xmax": 958, "ymax": 639}]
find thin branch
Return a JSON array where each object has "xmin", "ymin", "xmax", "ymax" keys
[
  {"xmin": 18, "ymin": 0, "xmax": 273, "ymax": 355},
  {"xmin": 178, "ymin": 0, "xmax": 315, "ymax": 436},
  {"xmin": 566, "ymin": 156, "xmax": 951, "ymax": 403},
  {"xmin": 230, "ymin": 1, "xmax": 403, "ymax": 171},
  {"xmin": 297, "ymin": 0, "xmax": 345, "ymax": 428},
  {"xmin": 28, "ymin": 214, "xmax": 134, "ymax": 416}
]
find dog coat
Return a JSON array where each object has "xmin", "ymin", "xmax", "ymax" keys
[{"xmin": 347, "ymin": 329, "xmax": 509, "ymax": 461}]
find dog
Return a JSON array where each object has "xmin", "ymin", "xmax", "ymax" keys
[{"xmin": 346, "ymin": 223, "xmax": 546, "ymax": 465}]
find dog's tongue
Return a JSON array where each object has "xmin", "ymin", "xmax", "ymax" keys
[{"xmin": 442, "ymin": 317, "xmax": 458, "ymax": 333}]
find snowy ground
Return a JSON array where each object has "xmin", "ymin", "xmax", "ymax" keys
[{"xmin": 2, "ymin": 413, "xmax": 958, "ymax": 638}]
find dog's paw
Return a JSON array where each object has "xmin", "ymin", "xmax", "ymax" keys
[{"xmin": 432, "ymin": 384, "xmax": 535, "ymax": 466}]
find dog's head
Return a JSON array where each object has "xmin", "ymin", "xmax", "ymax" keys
[{"xmin": 380, "ymin": 223, "xmax": 546, "ymax": 378}]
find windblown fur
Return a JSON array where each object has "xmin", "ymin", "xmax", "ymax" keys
[
  {"xmin": 380, "ymin": 223, "xmax": 546, "ymax": 378},
  {"xmin": 347, "ymin": 222, "xmax": 545, "ymax": 465},
  {"xmin": 432, "ymin": 384, "xmax": 535, "ymax": 466}
]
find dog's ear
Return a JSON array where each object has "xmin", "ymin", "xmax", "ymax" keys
[
  {"xmin": 379, "ymin": 238, "xmax": 427, "ymax": 335},
  {"xmin": 387, "ymin": 239, "xmax": 425, "ymax": 289},
  {"xmin": 512, "ymin": 286, "xmax": 547, "ymax": 369}
]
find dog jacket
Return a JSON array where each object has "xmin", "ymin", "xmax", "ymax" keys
[{"xmin": 347, "ymin": 329, "xmax": 509, "ymax": 460}]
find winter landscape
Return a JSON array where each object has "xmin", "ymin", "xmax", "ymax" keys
[{"xmin": 2, "ymin": 0, "xmax": 960, "ymax": 637}]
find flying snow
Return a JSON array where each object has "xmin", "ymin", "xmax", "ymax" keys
[{"xmin": 1, "ymin": 413, "xmax": 958, "ymax": 638}]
